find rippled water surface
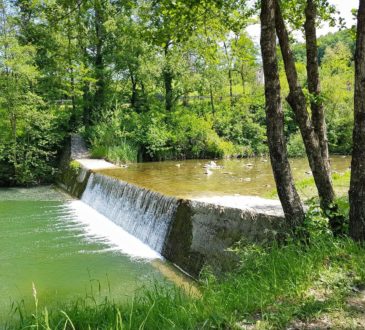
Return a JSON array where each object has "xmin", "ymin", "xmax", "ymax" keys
[
  {"xmin": 0, "ymin": 187, "xmax": 163, "ymax": 317},
  {"xmin": 97, "ymin": 156, "xmax": 351, "ymax": 198}
]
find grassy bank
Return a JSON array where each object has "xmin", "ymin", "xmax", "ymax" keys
[{"xmin": 6, "ymin": 214, "xmax": 365, "ymax": 329}]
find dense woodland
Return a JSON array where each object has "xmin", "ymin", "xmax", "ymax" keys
[{"xmin": 0, "ymin": 0, "xmax": 356, "ymax": 186}]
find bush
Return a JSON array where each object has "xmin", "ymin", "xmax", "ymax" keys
[
  {"xmin": 87, "ymin": 106, "xmax": 239, "ymax": 162},
  {"xmin": 88, "ymin": 108, "xmax": 138, "ymax": 164},
  {"xmin": 287, "ymin": 132, "xmax": 306, "ymax": 157},
  {"xmin": 0, "ymin": 106, "xmax": 68, "ymax": 186}
]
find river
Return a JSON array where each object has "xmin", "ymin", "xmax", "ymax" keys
[
  {"xmin": 0, "ymin": 156, "xmax": 351, "ymax": 319},
  {"xmin": 97, "ymin": 156, "xmax": 351, "ymax": 198},
  {"xmin": 0, "ymin": 187, "xmax": 164, "ymax": 319}
]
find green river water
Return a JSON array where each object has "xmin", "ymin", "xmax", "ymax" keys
[{"xmin": 0, "ymin": 187, "xmax": 163, "ymax": 320}]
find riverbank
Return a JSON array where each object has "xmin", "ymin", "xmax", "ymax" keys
[{"xmin": 7, "ymin": 227, "xmax": 365, "ymax": 329}]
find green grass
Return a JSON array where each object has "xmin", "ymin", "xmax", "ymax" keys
[
  {"xmin": 265, "ymin": 170, "xmax": 351, "ymax": 200},
  {"xmin": 91, "ymin": 142, "xmax": 138, "ymax": 164},
  {"xmin": 5, "ymin": 230, "xmax": 365, "ymax": 329}
]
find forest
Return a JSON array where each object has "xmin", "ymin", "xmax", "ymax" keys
[{"xmin": 0, "ymin": 0, "xmax": 355, "ymax": 186}]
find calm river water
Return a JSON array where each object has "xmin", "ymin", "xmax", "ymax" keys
[{"xmin": 98, "ymin": 156, "xmax": 351, "ymax": 198}]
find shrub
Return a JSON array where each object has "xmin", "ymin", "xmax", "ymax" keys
[{"xmin": 287, "ymin": 132, "xmax": 306, "ymax": 157}]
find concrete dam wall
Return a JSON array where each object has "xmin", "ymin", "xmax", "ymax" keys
[{"xmin": 58, "ymin": 138, "xmax": 286, "ymax": 277}]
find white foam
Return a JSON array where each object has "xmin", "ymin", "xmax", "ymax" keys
[
  {"xmin": 67, "ymin": 200, "xmax": 161, "ymax": 260},
  {"xmin": 80, "ymin": 173, "xmax": 177, "ymax": 253}
]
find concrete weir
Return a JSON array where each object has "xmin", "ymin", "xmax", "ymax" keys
[{"xmin": 58, "ymin": 136, "xmax": 286, "ymax": 277}]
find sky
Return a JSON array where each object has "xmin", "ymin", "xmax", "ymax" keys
[{"xmin": 246, "ymin": 0, "xmax": 359, "ymax": 44}]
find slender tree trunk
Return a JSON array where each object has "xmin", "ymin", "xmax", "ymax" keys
[
  {"xmin": 129, "ymin": 65, "xmax": 138, "ymax": 110},
  {"xmin": 93, "ymin": 0, "xmax": 106, "ymax": 121},
  {"xmin": 304, "ymin": 0, "xmax": 330, "ymax": 168},
  {"xmin": 76, "ymin": 1, "xmax": 92, "ymax": 128},
  {"xmin": 228, "ymin": 68, "xmax": 233, "ymax": 104},
  {"xmin": 209, "ymin": 85, "xmax": 215, "ymax": 116},
  {"xmin": 131, "ymin": 81, "xmax": 138, "ymax": 109},
  {"xmin": 10, "ymin": 111, "xmax": 17, "ymax": 169},
  {"xmin": 349, "ymin": 0, "xmax": 365, "ymax": 241},
  {"xmin": 67, "ymin": 15, "xmax": 77, "ymax": 130},
  {"xmin": 274, "ymin": 0, "xmax": 342, "ymax": 234},
  {"xmin": 82, "ymin": 90, "xmax": 91, "ymax": 126},
  {"xmin": 223, "ymin": 42, "xmax": 233, "ymax": 107},
  {"xmin": 163, "ymin": 41, "xmax": 173, "ymax": 112},
  {"xmin": 240, "ymin": 64, "xmax": 245, "ymax": 96},
  {"xmin": 260, "ymin": 0, "xmax": 305, "ymax": 229}
]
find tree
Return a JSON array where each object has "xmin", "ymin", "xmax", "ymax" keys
[
  {"xmin": 274, "ymin": 0, "xmax": 344, "ymax": 235},
  {"xmin": 0, "ymin": 0, "xmax": 64, "ymax": 185},
  {"xmin": 0, "ymin": 1, "xmax": 38, "ymax": 178},
  {"xmin": 349, "ymin": 0, "xmax": 365, "ymax": 241},
  {"xmin": 304, "ymin": 0, "xmax": 329, "ymax": 168},
  {"xmin": 260, "ymin": 0, "xmax": 305, "ymax": 228}
]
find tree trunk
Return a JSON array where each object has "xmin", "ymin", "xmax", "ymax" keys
[
  {"xmin": 349, "ymin": 0, "xmax": 365, "ymax": 241},
  {"xmin": 240, "ymin": 64, "xmax": 245, "ymax": 96},
  {"xmin": 76, "ymin": 1, "xmax": 92, "ymax": 128},
  {"xmin": 82, "ymin": 80, "xmax": 91, "ymax": 127},
  {"xmin": 228, "ymin": 68, "xmax": 233, "ymax": 104},
  {"xmin": 274, "ymin": 0, "xmax": 342, "ymax": 234},
  {"xmin": 163, "ymin": 41, "xmax": 173, "ymax": 112},
  {"xmin": 93, "ymin": 0, "xmax": 105, "ymax": 119},
  {"xmin": 67, "ymin": 15, "xmax": 77, "ymax": 130},
  {"xmin": 10, "ymin": 112, "xmax": 17, "ymax": 170},
  {"xmin": 129, "ymin": 65, "xmax": 138, "ymax": 111},
  {"xmin": 209, "ymin": 85, "xmax": 215, "ymax": 116},
  {"xmin": 223, "ymin": 41, "xmax": 233, "ymax": 107},
  {"xmin": 304, "ymin": 0, "xmax": 330, "ymax": 168},
  {"xmin": 260, "ymin": 0, "xmax": 305, "ymax": 229}
]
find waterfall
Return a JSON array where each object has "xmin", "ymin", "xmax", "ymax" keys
[{"xmin": 80, "ymin": 173, "xmax": 179, "ymax": 253}]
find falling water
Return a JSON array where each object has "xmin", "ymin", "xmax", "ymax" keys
[{"xmin": 81, "ymin": 173, "xmax": 179, "ymax": 253}]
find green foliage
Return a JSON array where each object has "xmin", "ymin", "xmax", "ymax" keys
[
  {"xmin": 287, "ymin": 132, "xmax": 306, "ymax": 157},
  {"xmin": 0, "ymin": 0, "xmax": 357, "ymax": 186},
  {"xmin": 69, "ymin": 160, "xmax": 81, "ymax": 171},
  {"xmin": 303, "ymin": 200, "xmax": 333, "ymax": 239},
  {"xmin": 290, "ymin": 29, "xmax": 355, "ymax": 155},
  {"xmin": 0, "ymin": 2, "xmax": 71, "ymax": 186},
  {"xmin": 87, "ymin": 105, "xmax": 239, "ymax": 162},
  {"xmin": 88, "ymin": 109, "xmax": 138, "ymax": 164}
]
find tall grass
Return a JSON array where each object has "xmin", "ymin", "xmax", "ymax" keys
[
  {"xmin": 91, "ymin": 141, "xmax": 138, "ymax": 164},
  {"xmin": 6, "ymin": 233, "xmax": 365, "ymax": 329}
]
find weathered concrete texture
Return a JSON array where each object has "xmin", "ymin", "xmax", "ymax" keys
[
  {"xmin": 163, "ymin": 199, "xmax": 286, "ymax": 277},
  {"xmin": 194, "ymin": 195, "xmax": 284, "ymax": 217},
  {"xmin": 70, "ymin": 134, "xmax": 91, "ymax": 159},
  {"xmin": 58, "ymin": 162, "xmax": 90, "ymax": 199}
]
